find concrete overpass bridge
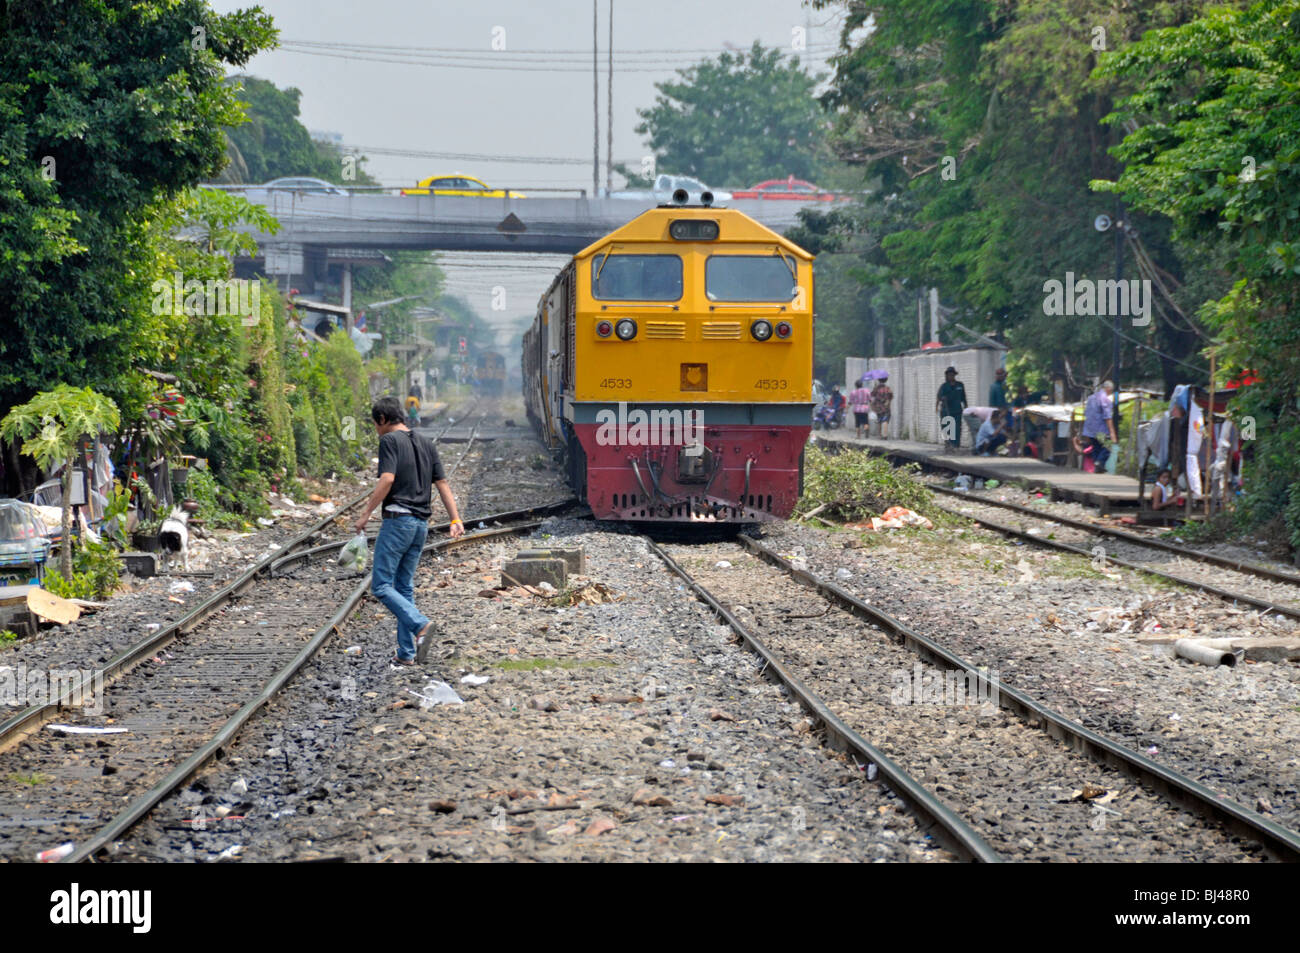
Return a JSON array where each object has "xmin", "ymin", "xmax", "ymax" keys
[
  {"xmin": 239, "ymin": 191, "xmax": 815, "ymax": 256},
  {"xmin": 230, "ymin": 191, "xmax": 821, "ymax": 333}
]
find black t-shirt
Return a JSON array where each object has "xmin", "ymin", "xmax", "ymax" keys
[{"xmin": 377, "ymin": 428, "xmax": 446, "ymax": 520}]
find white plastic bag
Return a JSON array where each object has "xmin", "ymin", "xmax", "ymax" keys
[{"xmin": 339, "ymin": 533, "xmax": 368, "ymax": 572}]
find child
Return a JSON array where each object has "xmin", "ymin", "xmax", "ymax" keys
[
  {"xmin": 1151, "ymin": 468, "xmax": 1183, "ymax": 511},
  {"xmin": 1071, "ymin": 433, "xmax": 1096, "ymax": 473}
]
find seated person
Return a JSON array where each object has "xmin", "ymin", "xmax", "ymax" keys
[
  {"xmin": 975, "ymin": 410, "xmax": 1009, "ymax": 456},
  {"xmin": 963, "ymin": 405, "xmax": 995, "ymax": 451},
  {"xmin": 829, "ymin": 385, "xmax": 846, "ymax": 413},
  {"xmin": 1151, "ymin": 468, "xmax": 1184, "ymax": 511}
]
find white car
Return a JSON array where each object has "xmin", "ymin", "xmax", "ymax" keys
[{"xmin": 608, "ymin": 174, "xmax": 732, "ymax": 204}]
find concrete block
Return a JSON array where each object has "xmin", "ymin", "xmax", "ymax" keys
[
  {"xmin": 503, "ymin": 557, "xmax": 567, "ymax": 590},
  {"xmin": 514, "ymin": 547, "xmax": 585, "ymax": 573},
  {"xmin": 120, "ymin": 551, "xmax": 157, "ymax": 577}
]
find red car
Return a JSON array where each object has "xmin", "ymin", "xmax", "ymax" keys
[{"xmin": 730, "ymin": 176, "xmax": 845, "ymax": 201}]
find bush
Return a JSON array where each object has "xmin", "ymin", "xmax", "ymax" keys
[
  {"xmin": 75, "ymin": 539, "xmax": 120, "ymax": 599},
  {"xmin": 796, "ymin": 444, "xmax": 936, "ymax": 522},
  {"xmin": 185, "ymin": 465, "xmax": 243, "ymax": 528},
  {"xmin": 43, "ymin": 568, "xmax": 97, "ymax": 601},
  {"xmin": 43, "ymin": 539, "xmax": 121, "ymax": 601}
]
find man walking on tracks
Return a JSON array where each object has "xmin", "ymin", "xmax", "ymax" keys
[
  {"xmin": 936, "ymin": 366, "xmax": 967, "ymax": 451},
  {"xmin": 355, "ymin": 397, "xmax": 464, "ymax": 666}
]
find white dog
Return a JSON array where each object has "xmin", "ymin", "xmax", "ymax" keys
[{"xmin": 158, "ymin": 506, "xmax": 190, "ymax": 573}]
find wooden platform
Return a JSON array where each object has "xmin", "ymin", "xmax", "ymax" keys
[{"xmin": 816, "ymin": 433, "xmax": 1141, "ymax": 513}]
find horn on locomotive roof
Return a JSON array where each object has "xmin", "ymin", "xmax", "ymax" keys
[
  {"xmin": 700, "ymin": 190, "xmax": 714, "ymax": 207},
  {"xmin": 672, "ymin": 188, "xmax": 689, "ymax": 205}
]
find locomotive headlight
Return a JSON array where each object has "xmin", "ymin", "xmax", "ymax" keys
[
  {"xmin": 596, "ymin": 320, "xmax": 613, "ymax": 338},
  {"xmin": 750, "ymin": 320, "xmax": 773, "ymax": 341},
  {"xmin": 615, "ymin": 318, "xmax": 638, "ymax": 340},
  {"xmin": 775, "ymin": 321, "xmax": 793, "ymax": 340}
]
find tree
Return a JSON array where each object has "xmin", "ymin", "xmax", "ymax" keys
[
  {"xmin": 635, "ymin": 42, "xmax": 829, "ymax": 187},
  {"xmin": 2, "ymin": 387, "xmax": 120, "ymax": 579},
  {"xmin": 810, "ymin": 0, "xmax": 1220, "ymax": 392},
  {"xmin": 1094, "ymin": 0, "xmax": 1300, "ymax": 545},
  {"xmin": 0, "ymin": 0, "xmax": 276, "ymax": 419},
  {"xmin": 219, "ymin": 76, "xmax": 378, "ymax": 186}
]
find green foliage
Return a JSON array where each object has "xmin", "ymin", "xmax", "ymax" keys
[
  {"xmin": 1094, "ymin": 0, "xmax": 1300, "ymax": 546},
  {"xmin": 42, "ymin": 568, "xmax": 95, "ymax": 601},
  {"xmin": 796, "ymin": 444, "xmax": 936, "ymax": 521},
  {"xmin": 636, "ymin": 42, "xmax": 829, "ymax": 187},
  {"xmin": 76, "ymin": 539, "xmax": 120, "ymax": 600},
  {"xmin": 219, "ymin": 76, "xmax": 378, "ymax": 186},
  {"xmin": 184, "ymin": 464, "xmax": 243, "ymax": 528},
  {"xmin": 2, "ymin": 385, "xmax": 121, "ymax": 577},
  {"xmin": 809, "ymin": 0, "xmax": 1213, "ymax": 392},
  {"xmin": 0, "ymin": 386, "xmax": 120, "ymax": 473},
  {"xmin": 43, "ymin": 535, "xmax": 119, "ymax": 601},
  {"xmin": 0, "ymin": 630, "xmax": 18, "ymax": 645},
  {"xmin": 0, "ymin": 0, "xmax": 276, "ymax": 413},
  {"xmin": 6, "ymin": 772, "xmax": 52, "ymax": 785}
]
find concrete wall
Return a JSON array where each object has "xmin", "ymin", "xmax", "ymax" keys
[{"xmin": 854, "ymin": 344, "xmax": 1006, "ymax": 446}]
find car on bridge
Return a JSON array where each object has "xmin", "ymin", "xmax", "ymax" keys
[
  {"xmin": 401, "ymin": 174, "xmax": 525, "ymax": 198},
  {"xmin": 609, "ymin": 174, "xmax": 732, "ymax": 204},
  {"xmin": 257, "ymin": 176, "xmax": 350, "ymax": 195},
  {"xmin": 730, "ymin": 176, "xmax": 847, "ymax": 201}
]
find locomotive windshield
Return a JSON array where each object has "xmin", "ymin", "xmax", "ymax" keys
[
  {"xmin": 591, "ymin": 254, "xmax": 682, "ymax": 301},
  {"xmin": 705, "ymin": 255, "xmax": 799, "ymax": 301}
]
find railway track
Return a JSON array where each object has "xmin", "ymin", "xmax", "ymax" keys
[
  {"xmin": 929, "ymin": 486, "xmax": 1300, "ymax": 622},
  {"xmin": 0, "ymin": 500, "xmax": 572, "ymax": 863},
  {"xmin": 0, "ymin": 394, "xmax": 576, "ymax": 863},
  {"xmin": 649, "ymin": 534, "xmax": 1300, "ymax": 862}
]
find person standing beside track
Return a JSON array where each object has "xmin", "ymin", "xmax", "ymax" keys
[
  {"xmin": 870, "ymin": 374, "xmax": 893, "ymax": 439},
  {"xmin": 936, "ymin": 366, "xmax": 967, "ymax": 451},
  {"xmin": 1082, "ymin": 380, "xmax": 1119, "ymax": 472},
  {"xmin": 355, "ymin": 396, "xmax": 465, "ymax": 666},
  {"xmin": 849, "ymin": 378, "xmax": 872, "ymax": 439}
]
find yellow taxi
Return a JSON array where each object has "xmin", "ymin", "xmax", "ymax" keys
[{"xmin": 400, "ymin": 174, "xmax": 525, "ymax": 197}]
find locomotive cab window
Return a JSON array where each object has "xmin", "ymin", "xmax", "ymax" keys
[
  {"xmin": 591, "ymin": 254, "xmax": 682, "ymax": 301},
  {"xmin": 705, "ymin": 255, "xmax": 799, "ymax": 301}
]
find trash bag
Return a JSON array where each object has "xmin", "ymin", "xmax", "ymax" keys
[{"xmin": 339, "ymin": 533, "xmax": 368, "ymax": 572}]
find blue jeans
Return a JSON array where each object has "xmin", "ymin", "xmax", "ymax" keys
[{"xmin": 371, "ymin": 514, "xmax": 430, "ymax": 660}]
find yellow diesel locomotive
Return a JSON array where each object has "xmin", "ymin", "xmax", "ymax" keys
[
  {"xmin": 522, "ymin": 201, "xmax": 814, "ymax": 522},
  {"xmin": 475, "ymin": 350, "xmax": 506, "ymax": 395}
]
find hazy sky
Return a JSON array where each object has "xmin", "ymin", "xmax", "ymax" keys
[{"xmin": 209, "ymin": 0, "xmax": 845, "ymax": 336}]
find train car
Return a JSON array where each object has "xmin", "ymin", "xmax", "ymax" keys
[
  {"xmin": 475, "ymin": 350, "xmax": 506, "ymax": 395},
  {"xmin": 522, "ymin": 201, "xmax": 814, "ymax": 522}
]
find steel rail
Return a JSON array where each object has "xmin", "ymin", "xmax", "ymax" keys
[
  {"xmin": 0, "ymin": 489, "xmax": 371, "ymax": 750},
  {"xmin": 647, "ymin": 540, "xmax": 1003, "ymax": 863},
  {"xmin": 930, "ymin": 499, "xmax": 1300, "ymax": 623},
  {"xmin": 738, "ymin": 534, "xmax": 1300, "ymax": 862},
  {"xmin": 66, "ymin": 519, "xmax": 547, "ymax": 863},
  {"xmin": 444, "ymin": 412, "xmax": 487, "ymax": 479},
  {"xmin": 267, "ymin": 499, "xmax": 579, "ymax": 575},
  {"xmin": 931, "ymin": 483, "xmax": 1300, "ymax": 588}
]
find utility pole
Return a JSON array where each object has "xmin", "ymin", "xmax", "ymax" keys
[
  {"xmin": 606, "ymin": 0, "xmax": 613, "ymax": 194},
  {"xmin": 592, "ymin": 0, "xmax": 599, "ymax": 198},
  {"xmin": 1113, "ymin": 201, "xmax": 1124, "ymax": 432}
]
